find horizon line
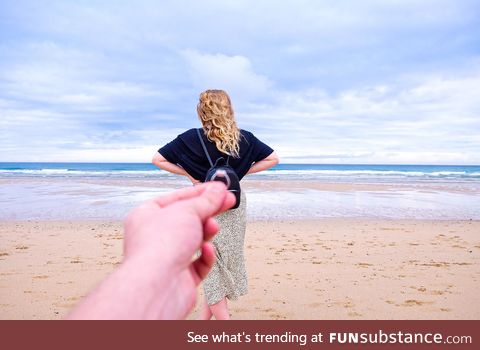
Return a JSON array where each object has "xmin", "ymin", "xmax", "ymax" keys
[{"xmin": 0, "ymin": 161, "xmax": 479, "ymax": 167}]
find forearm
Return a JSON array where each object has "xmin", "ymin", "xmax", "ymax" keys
[
  {"xmin": 67, "ymin": 256, "xmax": 170, "ymax": 320},
  {"xmin": 153, "ymin": 155, "xmax": 199, "ymax": 184},
  {"xmin": 153, "ymin": 158, "xmax": 188, "ymax": 176},
  {"xmin": 247, "ymin": 159, "xmax": 277, "ymax": 175}
]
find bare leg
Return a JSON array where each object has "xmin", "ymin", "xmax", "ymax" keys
[
  {"xmin": 197, "ymin": 297, "xmax": 213, "ymax": 320},
  {"xmin": 209, "ymin": 297, "xmax": 230, "ymax": 320}
]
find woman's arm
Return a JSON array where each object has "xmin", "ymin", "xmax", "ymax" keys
[
  {"xmin": 246, "ymin": 151, "xmax": 279, "ymax": 175},
  {"xmin": 152, "ymin": 152, "xmax": 200, "ymax": 184}
]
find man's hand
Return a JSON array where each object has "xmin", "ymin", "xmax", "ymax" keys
[{"xmin": 68, "ymin": 182, "xmax": 235, "ymax": 319}]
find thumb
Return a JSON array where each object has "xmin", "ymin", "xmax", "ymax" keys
[{"xmin": 187, "ymin": 182, "xmax": 233, "ymax": 221}]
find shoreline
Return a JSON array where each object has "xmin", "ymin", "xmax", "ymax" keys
[
  {"xmin": 1, "ymin": 218, "xmax": 479, "ymax": 319},
  {"xmin": 1, "ymin": 177, "xmax": 479, "ymax": 221},
  {"xmin": 2, "ymin": 175, "xmax": 479, "ymax": 192}
]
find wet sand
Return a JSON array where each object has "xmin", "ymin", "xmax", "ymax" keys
[
  {"xmin": 2, "ymin": 177, "xmax": 479, "ymax": 221},
  {"xmin": 2, "ymin": 176, "xmax": 479, "ymax": 194},
  {"xmin": 1, "ymin": 219, "xmax": 479, "ymax": 319}
]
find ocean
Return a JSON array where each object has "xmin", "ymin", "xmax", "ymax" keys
[
  {"xmin": 1, "ymin": 163, "xmax": 479, "ymax": 221},
  {"xmin": 1, "ymin": 162, "xmax": 479, "ymax": 182}
]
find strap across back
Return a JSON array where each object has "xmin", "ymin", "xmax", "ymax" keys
[{"xmin": 196, "ymin": 128, "xmax": 230, "ymax": 166}]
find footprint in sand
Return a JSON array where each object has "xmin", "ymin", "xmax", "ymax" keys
[
  {"xmin": 356, "ymin": 262, "xmax": 373, "ymax": 268},
  {"xmin": 70, "ymin": 258, "xmax": 83, "ymax": 264},
  {"xmin": 32, "ymin": 275, "xmax": 49, "ymax": 279},
  {"xmin": 402, "ymin": 299, "xmax": 434, "ymax": 307},
  {"xmin": 233, "ymin": 307, "xmax": 248, "ymax": 313},
  {"xmin": 108, "ymin": 235, "xmax": 123, "ymax": 241},
  {"xmin": 334, "ymin": 299, "xmax": 355, "ymax": 309},
  {"xmin": 54, "ymin": 302, "xmax": 76, "ymax": 309},
  {"xmin": 66, "ymin": 296, "xmax": 81, "ymax": 302},
  {"xmin": 261, "ymin": 307, "xmax": 275, "ymax": 313},
  {"xmin": 430, "ymin": 290, "xmax": 446, "ymax": 295},
  {"xmin": 309, "ymin": 302, "xmax": 322, "ymax": 308}
]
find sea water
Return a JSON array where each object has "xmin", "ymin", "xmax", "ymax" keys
[
  {"xmin": 1, "ymin": 163, "xmax": 479, "ymax": 181},
  {"xmin": 0, "ymin": 163, "xmax": 479, "ymax": 220}
]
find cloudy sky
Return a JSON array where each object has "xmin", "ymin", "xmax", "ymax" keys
[{"xmin": 1, "ymin": 0, "xmax": 479, "ymax": 164}]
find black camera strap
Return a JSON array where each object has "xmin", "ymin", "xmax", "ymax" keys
[
  {"xmin": 196, "ymin": 128, "xmax": 230, "ymax": 166},
  {"xmin": 197, "ymin": 128, "xmax": 213, "ymax": 167}
]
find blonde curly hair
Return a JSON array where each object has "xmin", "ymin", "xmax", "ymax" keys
[{"xmin": 197, "ymin": 90, "xmax": 241, "ymax": 158}]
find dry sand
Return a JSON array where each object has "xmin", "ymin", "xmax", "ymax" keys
[{"xmin": 0, "ymin": 219, "xmax": 479, "ymax": 319}]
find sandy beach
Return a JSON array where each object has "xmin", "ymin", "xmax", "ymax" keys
[
  {"xmin": 1, "ymin": 219, "xmax": 479, "ymax": 319},
  {"xmin": 1, "ymin": 165, "xmax": 479, "ymax": 319}
]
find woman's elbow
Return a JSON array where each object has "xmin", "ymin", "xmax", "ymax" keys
[
  {"xmin": 271, "ymin": 153, "xmax": 280, "ymax": 166},
  {"xmin": 152, "ymin": 152, "xmax": 163, "ymax": 165}
]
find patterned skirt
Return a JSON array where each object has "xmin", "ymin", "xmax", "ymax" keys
[{"xmin": 202, "ymin": 190, "xmax": 248, "ymax": 305}]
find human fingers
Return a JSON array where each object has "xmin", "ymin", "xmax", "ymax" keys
[
  {"xmin": 193, "ymin": 242, "xmax": 216, "ymax": 284},
  {"xmin": 203, "ymin": 217, "xmax": 219, "ymax": 241},
  {"xmin": 186, "ymin": 182, "xmax": 234, "ymax": 221},
  {"xmin": 151, "ymin": 183, "xmax": 213, "ymax": 208},
  {"xmin": 218, "ymin": 191, "xmax": 236, "ymax": 214}
]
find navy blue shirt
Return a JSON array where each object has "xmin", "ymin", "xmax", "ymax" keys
[{"xmin": 158, "ymin": 128, "xmax": 274, "ymax": 181}]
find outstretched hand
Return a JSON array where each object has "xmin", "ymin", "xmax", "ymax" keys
[{"xmin": 68, "ymin": 182, "xmax": 235, "ymax": 319}]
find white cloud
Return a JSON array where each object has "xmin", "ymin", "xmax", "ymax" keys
[
  {"xmin": 0, "ymin": 1, "xmax": 479, "ymax": 164},
  {"xmin": 239, "ymin": 69, "xmax": 480, "ymax": 164},
  {"xmin": 1, "ymin": 45, "xmax": 168, "ymax": 114},
  {"xmin": 182, "ymin": 50, "xmax": 272, "ymax": 103}
]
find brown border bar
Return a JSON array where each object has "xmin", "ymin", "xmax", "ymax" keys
[{"xmin": 1, "ymin": 320, "xmax": 477, "ymax": 350}]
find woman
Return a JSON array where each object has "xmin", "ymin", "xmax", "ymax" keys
[{"xmin": 152, "ymin": 90, "xmax": 279, "ymax": 320}]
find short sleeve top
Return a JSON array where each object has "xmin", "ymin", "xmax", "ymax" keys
[{"xmin": 158, "ymin": 128, "xmax": 274, "ymax": 181}]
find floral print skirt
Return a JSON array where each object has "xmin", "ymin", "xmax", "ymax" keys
[{"xmin": 202, "ymin": 190, "xmax": 248, "ymax": 305}]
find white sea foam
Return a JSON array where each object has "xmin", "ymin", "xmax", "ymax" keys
[
  {"xmin": 0, "ymin": 168, "xmax": 479, "ymax": 178},
  {"xmin": 261, "ymin": 170, "xmax": 424, "ymax": 176},
  {"xmin": 0, "ymin": 169, "xmax": 71, "ymax": 175},
  {"xmin": 258, "ymin": 169, "xmax": 479, "ymax": 177},
  {"xmin": 429, "ymin": 171, "xmax": 467, "ymax": 176},
  {"xmin": 0, "ymin": 169, "xmax": 163, "ymax": 176}
]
